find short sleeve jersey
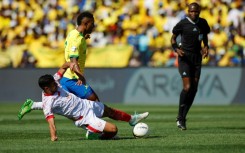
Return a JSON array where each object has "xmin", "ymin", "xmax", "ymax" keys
[
  {"xmin": 63, "ymin": 29, "xmax": 87, "ymax": 79},
  {"xmin": 172, "ymin": 17, "xmax": 210, "ymax": 53},
  {"xmin": 42, "ymin": 73, "xmax": 87, "ymax": 121}
]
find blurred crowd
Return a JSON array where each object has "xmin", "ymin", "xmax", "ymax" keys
[{"xmin": 0, "ymin": 0, "xmax": 244, "ymax": 68}]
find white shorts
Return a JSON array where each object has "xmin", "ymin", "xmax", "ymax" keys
[{"xmin": 74, "ymin": 101, "xmax": 106, "ymax": 133}]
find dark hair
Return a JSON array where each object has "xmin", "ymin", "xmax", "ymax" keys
[
  {"xmin": 77, "ymin": 11, "xmax": 94, "ymax": 25},
  {"xmin": 188, "ymin": 2, "xmax": 200, "ymax": 10},
  {"xmin": 38, "ymin": 74, "xmax": 55, "ymax": 90}
]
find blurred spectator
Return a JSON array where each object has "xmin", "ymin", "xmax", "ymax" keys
[
  {"xmin": 128, "ymin": 51, "xmax": 142, "ymax": 67},
  {"xmin": 138, "ymin": 29, "xmax": 151, "ymax": 66},
  {"xmin": 0, "ymin": 0, "xmax": 244, "ymax": 68},
  {"xmin": 90, "ymin": 29, "xmax": 108, "ymax": 47},
  {"xmin": 209, "ymin": 24, "xmax": 228, "ymax": 62},
  {"xmin": 19, "ymin": 50, "xmax": 37, "ymax": 68}
]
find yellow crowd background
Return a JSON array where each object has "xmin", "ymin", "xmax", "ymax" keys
[{"xmin": 0, "ymin": 0, "xmax": 244, "ymax": 68}]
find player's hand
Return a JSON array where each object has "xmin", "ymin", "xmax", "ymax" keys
[
  {"xmin": 76, "ymin": 79, "xmax": 83, "ymax": 85},
  {"xmin": 85, "ymin": 34, "xmax": 90, "ymax": 39},
  {"xmin": 201, "ymin": 46, "xmax": 209, "ymax": 59},
  {"xmin": 176, "ymin": 48, "xmax": 184, "ymax": 57},
  {"xmin": 76, "ymin": 78, "xmax": 86, "ymax": 85}
]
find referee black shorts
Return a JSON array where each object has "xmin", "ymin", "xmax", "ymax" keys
[{"xmin": 178, "ymin": 51, "xmax": 202, "ymax": 78}]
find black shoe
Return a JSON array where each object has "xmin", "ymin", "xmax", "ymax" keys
[{"xmin": 176, "ymin": 119, "xmax": 187, "ymax": 130}]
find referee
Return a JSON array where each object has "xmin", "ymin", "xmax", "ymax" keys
[{"xmin": 170, "ymin": 2, "xmax": 210, "ymax": 130}]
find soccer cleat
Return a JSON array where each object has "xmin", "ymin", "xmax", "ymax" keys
[
  {"xmin": 17, "ymin": 99, "xmax": 34, "ymax": 120},
  {"xmin": 129, "ymin": 112, "xmax": 149, "ymax": 126},
  {"xmin": 85, "ymin": 131, "xmax": 101, "ymax": 140},
  {"xmin": 176, "ymin": 119, "xmax": 187, "ymax": 130}
]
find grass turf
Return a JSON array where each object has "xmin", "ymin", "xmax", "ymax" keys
[{"xmin": 0, "ymin": 103, "xmax": 244, "ymax": 153}]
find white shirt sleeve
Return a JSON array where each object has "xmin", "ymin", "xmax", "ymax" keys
[
  {"xmin": 53, "ymin": 72, "xmax": 63, "ymax": 88},
  {"xmin": 43, "ymin": 96, "xmax": 54, "ymax": 119},
  {"xmin": 53, "ymin": 72, "xmax": 62, "ymax": 81}
]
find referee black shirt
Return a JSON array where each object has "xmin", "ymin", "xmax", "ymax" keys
[{"xmin": 172, "ymin": 17, "xmax": 210, "ymax": 53}]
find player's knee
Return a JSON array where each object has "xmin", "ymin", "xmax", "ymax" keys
[
  {"xmin": 87, "ymin": 93, "xmax": 97, "ymax": 101},
  {"xmin": 183, "ymin": 87, "xmax": 190, "ymax": 92},
  {"xmin": 101, "ymin": 125, "xmax": 118, "ymax": 139},
  {"xmin": 110, "ymin": 124, "xmax": 118, "ymax": 133},
  {"xmin": 104, "ymin": 122, "xmax": 118, "ymax": 133},
  {"xmin": 183, "ymin": 85, "xmax": 191, "ymax": 92}
]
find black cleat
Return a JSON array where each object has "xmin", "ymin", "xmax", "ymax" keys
[{"xmin": 176, "ymin": 119, "xmax": 187, "ymax": 130}]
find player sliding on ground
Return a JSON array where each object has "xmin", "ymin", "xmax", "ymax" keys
[
  {"xmin": 18, "ymin": 11, "xmax": 100, "ymax": 120},
  {"xmin": 18, "ymin": 62, "xmax": 149, "ymax": 141}
]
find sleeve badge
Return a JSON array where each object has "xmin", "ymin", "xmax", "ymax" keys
[{"xmin": 71, "ymin": 46, "xmax": 77, "ymax": 52}]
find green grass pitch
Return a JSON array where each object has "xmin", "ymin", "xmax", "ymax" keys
[{"xmin": 0, "ymin": 103, "xmax": 244, "ymax": 153}]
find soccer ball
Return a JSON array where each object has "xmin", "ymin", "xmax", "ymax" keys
[{"xmin": 133, "ymin": 122, "xmax": 149, "ymax": 138}]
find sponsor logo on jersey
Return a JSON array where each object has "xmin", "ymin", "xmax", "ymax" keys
[{"xmin": 193, "ymin": 28, "xmax": 197, "ymax": 31}]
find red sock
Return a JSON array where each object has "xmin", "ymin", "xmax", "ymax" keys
[{"xmin": 111, "ymin": 109, "xmax": 131, "ymax": 122}]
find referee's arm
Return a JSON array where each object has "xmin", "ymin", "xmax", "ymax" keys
[{"xmin": 171, "ymin": 34, "xmax": 184, "ymax": 57}]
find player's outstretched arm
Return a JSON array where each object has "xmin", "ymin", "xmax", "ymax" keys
[{"xmin": 47, "ymin": 118, "xmax": 58, "ymax": 141}]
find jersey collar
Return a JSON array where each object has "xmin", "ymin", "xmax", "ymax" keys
[
  {"xmin": 75, "ymin": 29, "xmax": 84, "ymax": 37},
  {"xmin": 44, "ymin": 91, "xmax": 60, "ymax": 96},
  {"xmin": 186, "ymin": 17, "xmax": 199, "ymax": 24}
]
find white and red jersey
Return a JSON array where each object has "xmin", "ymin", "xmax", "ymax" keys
[{"xmin": 42, "ymin": 73, "xmax": 90, "ymax": 121}]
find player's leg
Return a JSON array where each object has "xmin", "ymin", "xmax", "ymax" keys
[
  {"xmin": 176, "ymin": 56, "xmax": 192, "ymax": 130},
  {"xmin": 18, "ymin": 99, "xmax": 44, "ymax": 120},
  {"xmin": 183, "ymin": 77, "xmax": 199, "ymax": 119},
  {"xmin": 185, "ymin": 56, "xmax": 202, "ymax": 116},
  {"xmin": 75, "ymin": 110, "xmax": 118, "ymax": 140},
  {"xmin": 89, "ymin": 88, "xmax": 100, "ymax": 101},
  {"xmin": 176, "ymin": 77, "xmax": 190, "ymax": 130},
  {"xmin": 60, "ymin": 77, "xmax": 100, "ymax": 101},
  {"xmin": 89, "ymin": 101, "xmax": 149, "ymax": 126},
  {"xmin": 100, "ymin": 122, "xmax": 118, "ymax": 139},
  {"xmin": 77, "ymin": 100, "xmax": 148, "ymax": 139},
  {"xmin": 181, "ymin": 54, "xmax": 202, "ymax": 128},
  {"xmin": 87, "ymin": 91, "xmax": 100, "ymax": 101},
  {"xmin": 18, "ymin": 99, "xmax": 35, "ymax": 120},
  {"xmin": 102, "ymin": 104, "xmax": 149, "ymax": 126},
  {"xmin": 84, "ymin": 121, "xmax": 118, "ymax": 140}
]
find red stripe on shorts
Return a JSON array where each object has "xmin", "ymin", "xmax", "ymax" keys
[{"xmin": 86, "ymin": 125, "xmax": 101, "ymax": 133}]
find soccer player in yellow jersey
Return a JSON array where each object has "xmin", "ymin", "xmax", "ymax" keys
[
  {"xmin": 18, "ymin": 12, "xmax": 100, "ymax": 120},
  {"xmin": 60, "ymin": 11, "xmax": 99, "ymax": 101}
]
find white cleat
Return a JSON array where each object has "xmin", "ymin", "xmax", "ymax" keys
[{"xmin": 129, "ymin": 112, "xmax": 149, "ymax": 126}]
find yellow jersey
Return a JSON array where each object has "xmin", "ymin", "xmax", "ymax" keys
[{"xmin": 63, "ymin": 29, "xmax": 87, "ymax": 79}]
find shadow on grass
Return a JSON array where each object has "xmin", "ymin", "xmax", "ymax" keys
[
  {"xmin": 219, "ymin": 126, "xmax": 245, "ymax": 130},
  {"xmin": 75, "ymin": 135, "xmax": 163, "ymax": 141},
  {"xmin": 190, "ymin": 126, "xmax": 245, "ymax": 130}
]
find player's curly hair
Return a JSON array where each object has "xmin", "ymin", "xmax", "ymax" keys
[{"xmin": 77, "ymin": 11, "xmax": 94, "ymax": 26}]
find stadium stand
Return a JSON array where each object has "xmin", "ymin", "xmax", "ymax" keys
[{"xmin": 0, "ymin": 0, "xmax": 244, "ymax": 68}]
